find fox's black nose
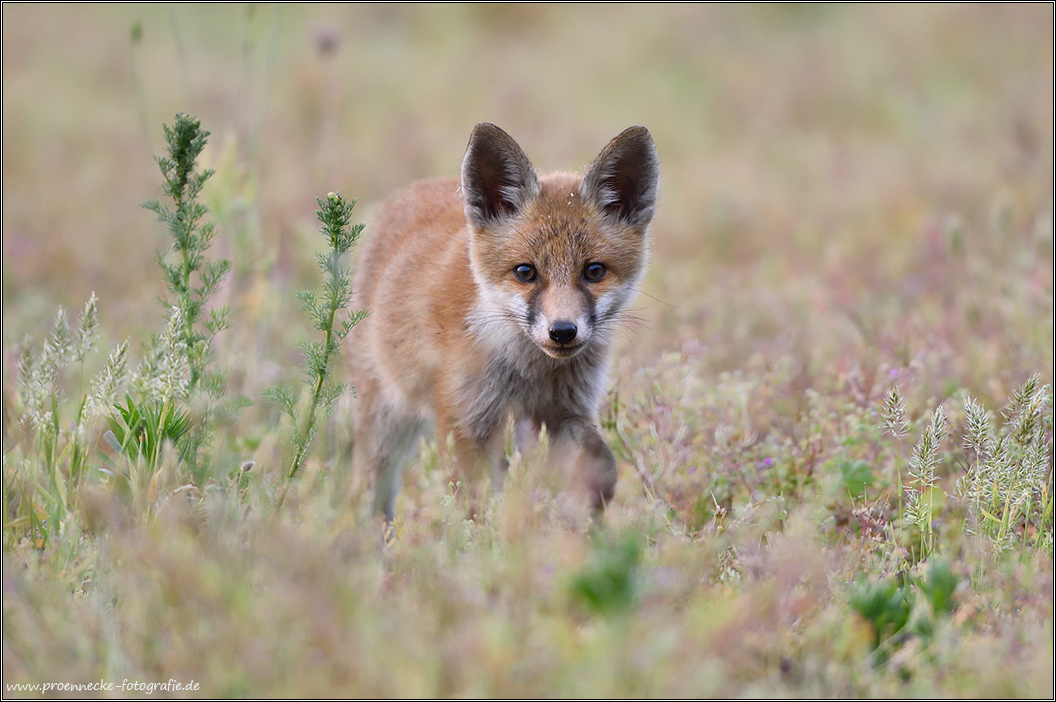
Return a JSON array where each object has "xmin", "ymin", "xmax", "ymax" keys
[{"xmin": 548, "ymin": 321, "xmax": 578, "ymax": 345}]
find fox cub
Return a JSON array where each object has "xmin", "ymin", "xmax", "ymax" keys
[{"xmin": 350, "ymin": 123, "xmax": 659, "ymax": 522}]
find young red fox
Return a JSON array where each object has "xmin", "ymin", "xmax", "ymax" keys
[{"xmin": 350, "ymin": 123, "xmax": 659, "ymax": 523}]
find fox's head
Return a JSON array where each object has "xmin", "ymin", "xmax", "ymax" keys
[{"xmin": 461, "ymin": 123, "xmax": 659, "ymax": 360}]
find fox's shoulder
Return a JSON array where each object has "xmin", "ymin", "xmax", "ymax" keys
[
  {"xmin": 356, "ymin": 178, "xmax": 469, "ymax": 305},
  {"xmin": 372, "ymin": 178, "xmax": 465, "ymax": 232}
]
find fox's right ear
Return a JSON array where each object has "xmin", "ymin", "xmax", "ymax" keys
[{"xmin": 461, "ymin": 123, "xmax": 540, "ymax": 228}]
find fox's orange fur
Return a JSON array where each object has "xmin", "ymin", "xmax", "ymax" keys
[{"xmin": 350, "ymin": 124, "xmax": 659, "ymax": 522}]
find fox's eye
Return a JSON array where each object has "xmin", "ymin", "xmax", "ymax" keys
[
  {"xmin": 583, "ymin": 262, "xmax": 607, "ymax": 283},
  {"xmin": 513, "ymin": 264, "xmax": 537, "ymax": 283}
]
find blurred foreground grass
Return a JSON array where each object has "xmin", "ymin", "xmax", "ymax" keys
[{"xmin": 2, "ymin": 4, "xmax": 1053, "ymax": 698}]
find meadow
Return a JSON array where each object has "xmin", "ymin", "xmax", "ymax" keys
[{"xmin": 2, "ymin": 4, "xmax": 1053, "ymax": 697}]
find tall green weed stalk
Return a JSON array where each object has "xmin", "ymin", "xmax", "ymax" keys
[
  {"xmin": 144, "ymin": 113, "xmax": 232, "ymax": 389},
  {"xmin": 136, "ymin": 113, "xmax": 234, "ymax": 483},
  {"xmin": 267, "ymin": 193, "xmax": 366, "ymax": 507}
]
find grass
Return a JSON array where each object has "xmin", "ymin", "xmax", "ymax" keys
[{"xmin": 2, "ymin": 4, "xmax": 1053, "ymax": 698}]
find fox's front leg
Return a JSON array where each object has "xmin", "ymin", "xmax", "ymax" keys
[
  {"xmin": 550, "ymin": 416, "xmax": 617, "ymax": 512},
  {"xmin": 437, "ymin": 410, "xmax": 507, "ymax": 518}
]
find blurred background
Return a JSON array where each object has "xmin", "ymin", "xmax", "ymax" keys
[
  {"xmin": 3, "ymin": 3, "xmax": 1053, "ymax": 401},
  {"xmin": 3, "ymin": 8, "xmax": 1053, "ymax": 694}
]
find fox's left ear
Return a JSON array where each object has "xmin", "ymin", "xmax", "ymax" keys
[{"xmin": 582, "ymin": 126, "xmax": 659, "ymax": 229}]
